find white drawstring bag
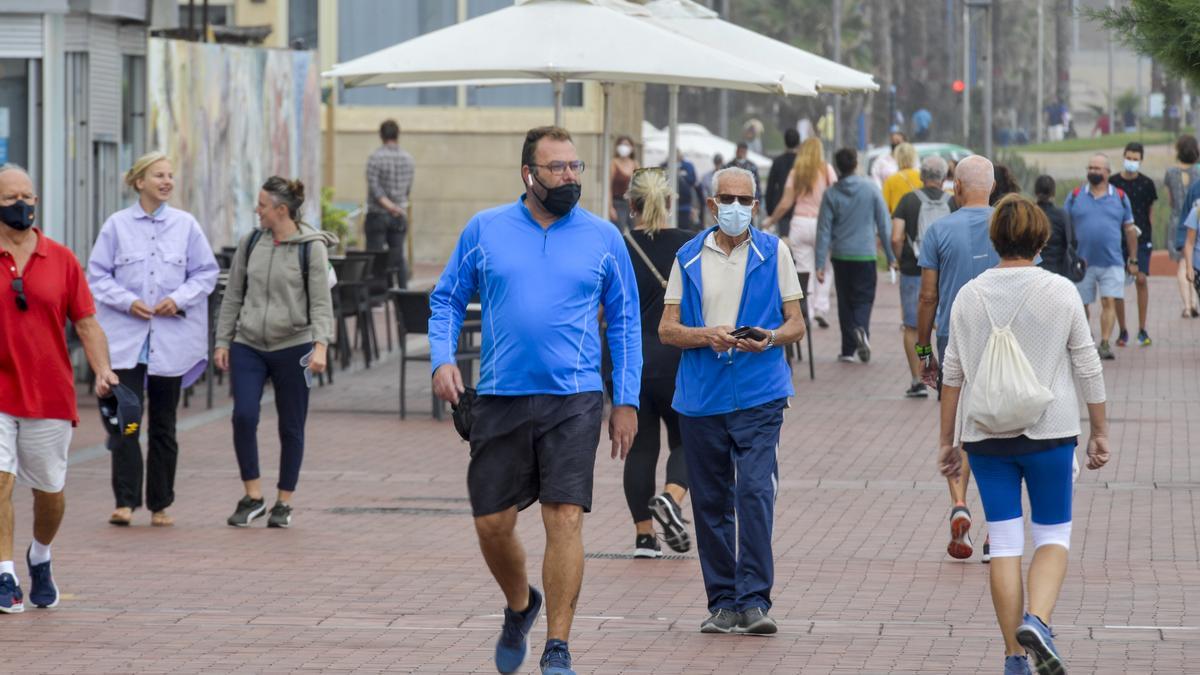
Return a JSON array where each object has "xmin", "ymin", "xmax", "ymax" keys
[{"xmin": 965, "ymin": 285, "xmax": 1055, "ymax": 434}]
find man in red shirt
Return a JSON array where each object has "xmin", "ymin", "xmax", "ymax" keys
[{"xmin": 0, "ymin": 164, "xmax": 118, "ymax": 613}]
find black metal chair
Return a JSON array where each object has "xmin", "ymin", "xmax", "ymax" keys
[
  {"xmin": 330, "ymin": 256, "xmax": 374, "ymax": 370},
  {"xmin": 786, "ymin": 272, "xmax": 815, "ymax": 380},
  {"xmin": 346, "ymin": 249, "xmax": 392, "ymax": 355},
  {"xmin": 390, "ymin": 289, "xmax": 480, "ymax": 419}
]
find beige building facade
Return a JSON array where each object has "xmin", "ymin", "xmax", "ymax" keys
[{"xmin": 204, "ymin": 0, "xmax": 645, "ymax": 265}]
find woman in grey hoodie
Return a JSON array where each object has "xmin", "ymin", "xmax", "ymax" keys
[{"xmin": 214, "ymin": 177, "xmax": 337, "ymax": 528}]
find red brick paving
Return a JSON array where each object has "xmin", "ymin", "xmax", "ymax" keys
[{"xmin": 1, "ymin": 277, "xmax": 1198, "ymax": 673}]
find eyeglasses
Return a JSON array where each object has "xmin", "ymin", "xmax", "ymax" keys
[
  {"xmin": 714, "ymin": 194, "xmax": 756, "ymax": 206},
  {"xmin": 530, "ymin": 161, "xmax": 586, "ymax": 176},
  {"xmin": 11, "ymin": 278, "xmax": 26, "ymax": 311}
]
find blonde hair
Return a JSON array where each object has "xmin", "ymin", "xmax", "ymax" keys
[
  {"xmin": 626, "ymin": 167, "xmax": 670, "ymax": 236},
  {"xmin": 791, "ymin": 137, "xmax": 825, "ymax": 196},
  {"xmin": 894, "ymin": 142, "xmax": 919, "ymax": 170},
  {"xmin": 125, "ymin": 151, "xmax": 171, "ymax": 191}
]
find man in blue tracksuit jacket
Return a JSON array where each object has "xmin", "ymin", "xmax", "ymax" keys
[
  {"xmin": 429, "ymin": 126, "xmax": 641, "ymax": 675},
  {"xmin": 659, "ymin": 166, "xmax": 807, "ymax": 636}
]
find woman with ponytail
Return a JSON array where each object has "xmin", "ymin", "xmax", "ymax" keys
[
  {"xmin": 214, "ymin": 177, "xmax": 337, "ymax": 529},
  {"xmin": 620, "ymin": 167, "xmax": 694, "ymax": 558}
]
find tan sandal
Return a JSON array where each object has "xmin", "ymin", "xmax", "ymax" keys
[
  {"xmin": 151, "ymin": 511, "xmax": 174, "ymax": 527},
  {"xmin": 109, "ymin": 508, "xmax": 133, "ymax": 526}
]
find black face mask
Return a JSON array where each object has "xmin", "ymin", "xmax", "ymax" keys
[
  {"xmin": 1086, "ymin": 173, "xmax": 1105, "ymax": 186},
  {"xmin": 0, "ymin": 200, "xmax": 35, "ymax": 231},
  {"xmin": 529, "ymin": 173, "xmax": 581, "ymax": 217}
]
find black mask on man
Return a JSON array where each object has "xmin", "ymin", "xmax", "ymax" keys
[
  {"xmin": 529, "ymin": 172, "xmax": 581, "ymax": 217},
  {"xmin": 0, "ymin": 200, "xmax": 35, "ymax": 231},
  {"xmin": 1086, "ymin": 173, "xmax": 1105, "ymax": 186}
]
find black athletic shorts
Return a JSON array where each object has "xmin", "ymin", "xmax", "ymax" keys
[{"xmin": 467, "ymin": 392, "xmax": 604, "ymax": 517}]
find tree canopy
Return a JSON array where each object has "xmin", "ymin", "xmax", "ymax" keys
[{"xmin": 1093, "ymin": 0, "xmax": 1200, "ymax": 88}]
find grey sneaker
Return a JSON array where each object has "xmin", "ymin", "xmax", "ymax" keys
[
  {"xmin": 1097, "ymin": 341, "xmax": 1115, "ymax": 360},
  {"xmin": 737, "ymin": 607, "xmax": 778, "ymax": 635},
  {"xmin": 226, "ymin": 496, "xmax": 266, "ymax": 527},
  {"xmin": 699, "ymin": 608, "xmax": 740, "ymax": 633},
  {"xmin": 267, "ymin": 502, "xmax": 293, "ymax": 529},
  {"xmin": 854, "ymin": 327, "xmax": 871, "ymax": 363},
  {"xmin": 904, "ymin": 383, "xmax": 928, "ymax": 398}
]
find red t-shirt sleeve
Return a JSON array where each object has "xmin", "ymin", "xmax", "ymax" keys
[{"xmin": 66, "ymin": 258, "xmax": 96, "ymax": 322}]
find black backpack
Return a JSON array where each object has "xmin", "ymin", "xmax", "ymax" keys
[{"xmin": 241, "ymin": 228, "xmax": 314, "ymax": 325}]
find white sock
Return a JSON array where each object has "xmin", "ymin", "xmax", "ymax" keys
[
  {"xmin": 29, "ymin": 540, "xmax": 51, "ymax": 565},
  {"xmin": 0, "ymin": 560, "xmax": 16, "ymax": 586}
]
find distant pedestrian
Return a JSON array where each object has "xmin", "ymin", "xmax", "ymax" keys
[
  {"xmin": 1045, "ymin": 99, "xmax": 1067, "ymax": 142},
  {"xmin": 742, "ymin": 118, "xmax": 764, "ymax": 156},
  {"xmin": 815, "ymin": 148, "xmax": 896, "ymax": 363},
  {"xmin": 938, "ymin": 194, "xmax": 1110, "ymax": 675},
  {"xmin": 989, "ymin": 164, "xmax": 1020, "ymax": 206},
  {"xmin": 659, "ymin": 166, "xmax": 806, "ymax": 635},
  {"xmin": 609, "ymin": 134, "xmax": 638, "ymax": 229},
  {"xmin": 764, "ymin": 129, "xmax": 800, "ymax": 237},
  {"xmin": 1164, "ymin": 134, "xmax": 1200, "ymax": 317},
  {"xmin": 1108, "ymin": 142, "xmax": 1157, "ymax": 346},
  {"xmin": 87, "ymin": 152, "xmax": 219, "ymax": 527},
  {"xmin": 619, "ymin": 167, "xmax": 693, "ymax": 559},
  {"xmin": 699, "ymin": 153, "xmax": 723, "ymax": 229},
  {"xmin": 762, "ymin": 137, "xmax": 838, "ymax": 327},
  {"xmin": 870, "ymin": 130, "xmax": 906, "ymax": 188},
  {"xmin": 915, "ymin": 154, "xmax": 1000, "ymax": 562},
  {"xmin": 1064, "ymin": 153, "xmax": 1139, "ymax": 360},
  {"xmin": 882, "ymin": 142, "xmax": 921, "ymax": 213},
  {"xmin": 665, "ymin": 150, "xmax": 702, "ymax": 230},
  {"xmin": 913, "ymin": 108, "xmax": 932, "ymax": 142},
  {"xmin": 0, "ymin": 164, "xmax": 120, "ymax": 613},
  {"xmin": 214, "ymin": 177, "xmax": 336, "ymax": 530},
  {"xmin": 890, "ymin": 155, "xmax": 956, "ymax": 399},
  {"xmin": 1033, "ymin": 175, "xmax": 1077, "ymax": 279},
  {"xmin": 364, "ymin": 119, "xmax": 414, "ymax": 288},
  {"xmin": 429, "ymin": 126, "xmax": 640, "ymax": 675},
  {"xmin": 724, "ymin": 142, "xmax": 761, "ymax": 203}
]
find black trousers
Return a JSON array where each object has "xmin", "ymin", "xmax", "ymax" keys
[
  {"xmin": 110, "ymin": 365, "xmax": 182, "ymax": 511},
  {"xmin": 364, "ymin": 211, "xmax": 408, "ymax": 289},
  {"xmin": 831, "ymin": 258, "xmax": 878, "ymax": 357},
  {"xmin": 624, "ymin": 377, "xmax": 688, "ymax": 523}
]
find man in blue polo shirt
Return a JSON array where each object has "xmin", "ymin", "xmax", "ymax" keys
[
  {"xmin": 915, "ymin": 154, "xmax": 999, "ymax": 562},
  {"xmin": 660, "ymin": 166, "xmax": 806, "ymax": 636},
  {"xmin": 1066, "ymin": 153, "xmax": 1138, "ymax": 360},
  {"xmin": 429, "ymin": 126, "xmax": 641, "ymax": 675}
]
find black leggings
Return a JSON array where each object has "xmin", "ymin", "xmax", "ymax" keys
[{"xmin": 624, "ymin": 377, "xmax": 688, "ymax": 523}]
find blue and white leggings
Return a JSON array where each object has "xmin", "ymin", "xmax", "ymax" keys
[{"xmin": 967, "ymin": 443, "xmax": 1075, "ymax": 558}]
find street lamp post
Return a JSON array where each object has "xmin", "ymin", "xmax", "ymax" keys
[
  {"xmin": 1037, "ymin": 0, "xmax": 1044, "ymax": 143},
  {"xmin": 966, "ymin": 0, "xmax": 993, "ymax": 158},
  {"xmin": 832, "ymin": 0, "xmax": 842, "ymax": 149}
]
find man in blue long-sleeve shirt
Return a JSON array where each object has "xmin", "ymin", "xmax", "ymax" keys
[{"xmin": 429, "ymin": 126, "xmax": 641, "ymax": 675}]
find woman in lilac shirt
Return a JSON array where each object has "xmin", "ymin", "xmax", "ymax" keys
[{"xmin": 87, "ymin": 152, "xmax": 218, "ymax": 527}]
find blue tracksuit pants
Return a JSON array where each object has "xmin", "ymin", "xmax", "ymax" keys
[{"xmin": 679, "ymin": 398, "xmax": 785, "ymax": 613}]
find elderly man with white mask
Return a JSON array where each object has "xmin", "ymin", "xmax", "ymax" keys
[{"xmin": 659, "ymin": 166, "xmax": 806, "ymax": 636}]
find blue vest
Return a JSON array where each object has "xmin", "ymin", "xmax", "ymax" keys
[{"xmin": 672, "ymin": 227, "xmax": 795, "ymax": 417}]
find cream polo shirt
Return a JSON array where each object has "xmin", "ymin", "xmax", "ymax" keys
[{"xmin": 664, "ymin": 232, "xmax": 803, "ymax": 328}]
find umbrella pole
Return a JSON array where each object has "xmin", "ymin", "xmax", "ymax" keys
[
  {"xmin": 667, "ymin": 84, "xmax": 679, "ymax": 227},
  {"xmin": 553, "ymin": 77, "xmax": 565, "ymax": 126},
  {"xmin": 601, "ymin": 82, "xmax": 613, "ymax": 225}
]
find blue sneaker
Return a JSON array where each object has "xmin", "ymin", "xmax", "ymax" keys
[
  {"xmin": 495, "ymin": 586, "xmax": 542, "ymax": 674},
  {"xmin": 1005, "ymin": 654, "xmax": 1033, "ymax": 674},
  {"xmin": 1016, "ymin": 612, "xmax": 1063, "ymax": 675},
  {"xmin": 0, "ymin": 573, "xmax": 23, "ymax": 614},
  {"xmin": 26, "ymin": 547, "xmax": 59, "ymax": 609},
  {"xmin": 539, "ymin": 639, "xmax": 575, "ymax": 675}
]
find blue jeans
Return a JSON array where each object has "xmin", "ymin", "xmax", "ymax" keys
[
  {"xmin": 680, "ymin": 398, "xmax": 785, "ymax": 613},
  {"xmin": 230, "ymin": 342, "xmax": 311, "ymax": 492}
]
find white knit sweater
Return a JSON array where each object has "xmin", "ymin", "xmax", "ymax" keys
[{"xmin": 943, "ymin": 266, "xmax": 1107, "ymax": 445}]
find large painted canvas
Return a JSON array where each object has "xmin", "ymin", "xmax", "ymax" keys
[{"xmin": 148, "ymin": 39, "xmax": 321, "ymax": 249}]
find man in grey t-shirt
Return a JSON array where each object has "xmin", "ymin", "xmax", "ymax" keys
[{"xmin": 364, "ymin": 119, "xmax": 415, "ymax": 287}]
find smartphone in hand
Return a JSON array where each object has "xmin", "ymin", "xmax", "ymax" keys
[{"xmin": 730, "ymin": 326, "xmax": 767, "ymax": 341}]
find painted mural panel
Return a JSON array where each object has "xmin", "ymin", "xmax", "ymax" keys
[{"xmin": 148, "ymin": 38, "xmax": 321, "ymax": 249}]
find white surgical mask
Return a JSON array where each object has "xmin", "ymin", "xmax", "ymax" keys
[
  {"xmin": 1123, "ymin": 159, "xmax": 1140, "ymax": 174},
  {"xmin": 716, "ymin": 202, "xmax": 752, "ymax": 237},
  {"xmin": 616, "ymin": 144, "xmax": 632, "ymax": 158}
]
